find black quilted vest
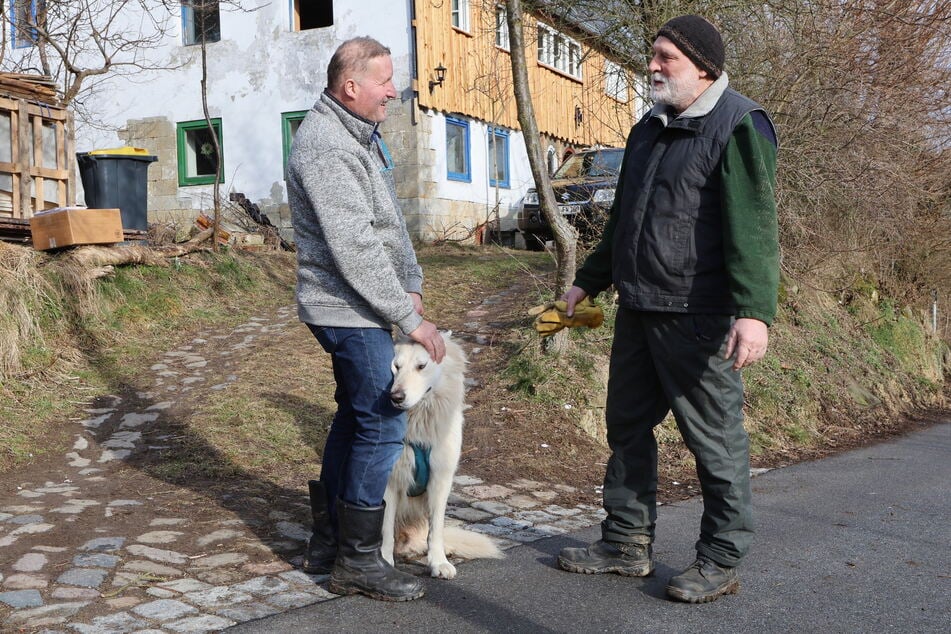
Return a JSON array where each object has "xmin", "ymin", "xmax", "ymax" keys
[{"xmin": 612, "ymin": 88, "xmax": 767, "ymax": 314}]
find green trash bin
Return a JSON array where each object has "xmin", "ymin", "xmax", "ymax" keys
[{"xmin": 76, "ymin": 146, "xmax": 157, "ymax": 231}]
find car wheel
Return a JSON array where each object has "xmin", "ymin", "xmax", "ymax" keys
[{"xmin": 522, "ymin": 232, "xmax": 546, "ymax": 251}]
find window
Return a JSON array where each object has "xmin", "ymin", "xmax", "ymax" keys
[
  {"xmin": 495, "ymin": 5, "xmax": 509, "ymax": 51},
  {"xmin": 546, "ymin": 146, "xmax": 558, "ymax": 176},
  {"xmin": 177, "ymin": 118, "xmax": 224, "ymax": 186},
  {"xmin": 605, "ymin": 60, "xmax": 629, "ymax": 102},
  {"xmin": 451, "ymin": 0, "xmax": 470, "ymax": 32},
  {"xmin": 11, "ymin": 0, "xmax": 43, "ymax": 49},
  {"xmin": 282, "ymin": 110, "xmax": 307, "ymax": 174},
  {"xmin": 488, "ymin": 128, "xmax": 509, "ymax": 188},
  {"xmin": 446, "ymin": 117, "xmax": 470, "ymax": 182},
  {"xmin": 537, "ymin": 24, "xmax": 582, "ymax": 80},
  {"xmin": 182, "ymin": 1, "xmax": 220, "ymax": 45},
  {"xmin": 293, "ymin": 0, "xmax": 333, "ymax": 31}
]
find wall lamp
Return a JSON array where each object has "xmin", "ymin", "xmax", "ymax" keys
[
  {"xmin": 574, "ymin": 105, "xmax": 583, "ymax": 127},
  {"xmin": 429, "ymin": 63, "xmax": 447, "ymax": 93}
]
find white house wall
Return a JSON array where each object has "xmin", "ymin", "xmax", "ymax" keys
[
  {"xmin": 4, "ymin": 1, "xmax": 540, "ymax": 242},
  {"xmin": 69, "ymin": 1, "xmax": 415, "ymax": 230},
  {"xmin": 421, "ymin": 109, "xmax": 532, "ymax": 237}
]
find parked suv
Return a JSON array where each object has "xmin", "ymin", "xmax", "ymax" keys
[{"xmin": 517, "ymin": 146, "xmax": 624, "ymax": 250}]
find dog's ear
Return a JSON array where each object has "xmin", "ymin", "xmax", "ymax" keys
[{"xmin": 441, "ymin": 329, "xmax": 453, "ymax": 339}]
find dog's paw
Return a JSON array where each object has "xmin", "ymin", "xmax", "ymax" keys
[{"xmin": 430, "ymin": 561, "xmax": 456, "ymax": 579}]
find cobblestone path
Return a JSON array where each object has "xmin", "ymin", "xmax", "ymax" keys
[{"xmin": 0, "ymin": 298, "xmax": 605, "ymax": 633}]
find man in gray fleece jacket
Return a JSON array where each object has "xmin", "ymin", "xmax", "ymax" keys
[{"xmin": 287, "ymin": 36, "xmax": 444, "ymax": 602}]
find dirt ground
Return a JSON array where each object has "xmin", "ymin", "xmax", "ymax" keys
[
  {"xmin": 417, "ymin": 278, "xmax": 944, "ymax": 509},
  {"xmin": 2, "ymin": 257, "xmax": 944, "ymax": 569}
]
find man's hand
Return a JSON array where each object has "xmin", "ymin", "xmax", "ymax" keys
[
  {"xmin": 408, "ymin": 320, "xmax": 445, "ymax": 363},
  {"xmin": 409, "ymin": 292, "xmax": 424, "ymax": 316},
  {"xmin": 725, "ymin": 318, "xmax": 768, "ymax": 370},
  {"xmin": 559, "ymin": 286, "xmax": 589, "ymax": 317}
]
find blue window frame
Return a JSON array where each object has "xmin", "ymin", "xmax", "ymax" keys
[
  {"xmin": 182, "ymin": 0, "xmax": 221, "ymax": 45},
  {"xmin": 11, "ymin": 0, "xmax": 41, "ymax": 49},
  {"xmin": 446, "ymin": 117, "xmax": 471, "ymax": 182},
  {"xmin": 488, "ymin": 127, "xmax": 510, "ymax": 188}
]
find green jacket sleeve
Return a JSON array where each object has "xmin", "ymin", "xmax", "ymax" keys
[
  {"xmin": 720, "ymin": 113, "xmax": 780, "ymax": 325},
  {"xmin": 571, "ymin": 133, "xmax": 636, "ymax": 297}
]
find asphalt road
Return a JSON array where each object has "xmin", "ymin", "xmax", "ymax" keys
[{"xmin": 230, "ymin": 422, "xmax": 950, "ymax": 633}]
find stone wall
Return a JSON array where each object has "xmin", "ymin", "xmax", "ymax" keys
[{"xmin": 119, "ymin": 117, "xmax": 202, "ymax": 229}]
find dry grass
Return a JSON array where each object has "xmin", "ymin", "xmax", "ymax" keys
[
  {"xmin": 0, "ymin": 242, "xmax": 51, "ymax": 377},
  {"xmin": 0, "ymin": 242, "xmax": 945, "ymax": 506}
]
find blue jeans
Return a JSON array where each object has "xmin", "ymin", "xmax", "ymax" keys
[{"xmin": 307, "ymin": 325, "xmax": 406, "ymax": 520}]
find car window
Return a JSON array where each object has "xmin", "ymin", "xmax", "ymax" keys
[
  {"xmin": 552, "ymin": 150, "xmax": 623, "ymax": 179},
  {"xmin": 589, "ymin": 150, "xmax": 623, "ymax": 177},
  {"xmin": 553, "ymin": 153, "xmax": 585, "ymax": 179}
]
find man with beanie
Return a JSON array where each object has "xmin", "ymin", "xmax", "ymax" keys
[
  {"xmin": 557, "ymin": 15, "xmax": 779, "ymax": 603},
  {"xmin": 288, "ymin": 36, "xmax": 445, "ymax": 602}
]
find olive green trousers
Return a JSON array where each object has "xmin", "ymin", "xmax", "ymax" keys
[{"xmin": 601, "ymin": 308, "xmax": 754, "ymax": 567}]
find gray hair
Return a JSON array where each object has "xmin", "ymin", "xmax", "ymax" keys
[{"xmin": 327, "ymin": 37, "xmax": 391, "ymax": 92}]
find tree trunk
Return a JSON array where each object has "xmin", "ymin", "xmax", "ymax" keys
[
  {"xmin": 61, "ymin": 228, "xmax": 214, "ymax": 271},
  {"xmin": 199, "ymin": 2, "xmax": 223, "ymax": 252},
  {"xmin": 505, "ymin": 0, "xmax": 577, "ymax": 296}
]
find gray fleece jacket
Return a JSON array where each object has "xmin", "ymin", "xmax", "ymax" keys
[{"xmin": 288, "ymin": 91, "xmax": 423, "ymax": 335}]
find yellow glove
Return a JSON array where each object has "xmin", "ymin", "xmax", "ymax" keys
[{"xmin": 529, "ymin": 298, "xmax": 604, "ymax": 337}]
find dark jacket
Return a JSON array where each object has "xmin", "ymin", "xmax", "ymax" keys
[{"xmin": 574, "ymin": 74, "xmax": 779, "ymax": 325}]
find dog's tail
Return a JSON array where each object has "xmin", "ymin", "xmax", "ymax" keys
[{"xmin": 444, "ymin": 526, "xmax": 505, "ymax": 560}]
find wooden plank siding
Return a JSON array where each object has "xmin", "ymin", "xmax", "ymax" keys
[{"xmin": 415, "ymin": 0, "xmax": 637, "ymax": 147}]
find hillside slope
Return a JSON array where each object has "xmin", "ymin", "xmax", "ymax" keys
[{"xmin": 0, "ymin": 243, "xmax": 946, "ymax": 506}]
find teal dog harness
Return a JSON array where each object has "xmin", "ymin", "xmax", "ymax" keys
[{"xmin": 406, "ymin": 442, "xmax": 431, "ymax": 497}]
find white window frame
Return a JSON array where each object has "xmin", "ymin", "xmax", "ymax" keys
[
  {"xmin": 537, "ymin": 23, "xmax": 582, "ymax": 80},
  {"xmin": 605, "ymin": 60, "xmax": 629, "ymax": 102},
  {"xmin": 451, "ymin": 0, "xmax": 470, "ymax": 33},
  {"xmin": 495, "ymin": 4, "xmax": 509, "ymax": 51}
]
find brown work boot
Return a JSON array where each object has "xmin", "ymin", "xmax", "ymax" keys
[
  {"xmin": 558, "ymin": 539, "xmax": 653, "ymax": 577},
  {"xmin": 666, "ymin": 556, "xmax": 740, "ymax": 603}
]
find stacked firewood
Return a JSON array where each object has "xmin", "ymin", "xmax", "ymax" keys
[{"xmin": 0, "ymin": 72, "xmax": 59, "ymax": 104}]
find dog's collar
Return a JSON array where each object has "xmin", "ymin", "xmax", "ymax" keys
[{"xmin": 406, "ymin": 442, "xmax": 431, "ymax": 497}]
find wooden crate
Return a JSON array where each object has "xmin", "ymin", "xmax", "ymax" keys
[{"xmin": 0, "ymin": 82, "xmax": 75, "ymax": 220}]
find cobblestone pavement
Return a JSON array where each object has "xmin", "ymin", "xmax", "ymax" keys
[{"xmin": 0, "ymin": 299, "xmax": 608, "ymax": 633}]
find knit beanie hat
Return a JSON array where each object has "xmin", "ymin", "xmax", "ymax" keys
[{"xmin": 656, "ymin": 15, "xmax": 725, "ymax": 78}]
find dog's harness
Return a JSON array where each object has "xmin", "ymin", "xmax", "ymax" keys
[{"xmin": 406, "ymin": 442, "xmax": 431, "ymax": 497}]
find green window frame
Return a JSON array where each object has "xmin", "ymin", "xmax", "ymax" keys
[
  {"xmin": 281, "ymin": 110, "xmax": 308, "ymax": 176},
  {"xmin": 176, "ymin": 118, "xmax": 224, "ymax": 187}
]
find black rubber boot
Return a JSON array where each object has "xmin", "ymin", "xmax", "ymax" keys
[
  {"xmin": 558, "ymin": 539, "xmax": 654, "ymax": 576},
  {"xmin": 666, "ymin": 556, "xmax": 740, "ymax": 603},
  {"xmin": 328, "ymin": 500, "xmax": 425, "ymax": 602},
  {"xmin": 301, "ymin": 480, "xmax": 336, "ymax": 575}
]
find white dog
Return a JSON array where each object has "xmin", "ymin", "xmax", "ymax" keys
[{"xmin": 382, "ymin": 332, "xmax": 504, "ymax": 579}]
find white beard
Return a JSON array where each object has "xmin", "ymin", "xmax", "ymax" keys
[{"xmin": 650, "ymin": 73, "xmax": 694, "ymax": 111}]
